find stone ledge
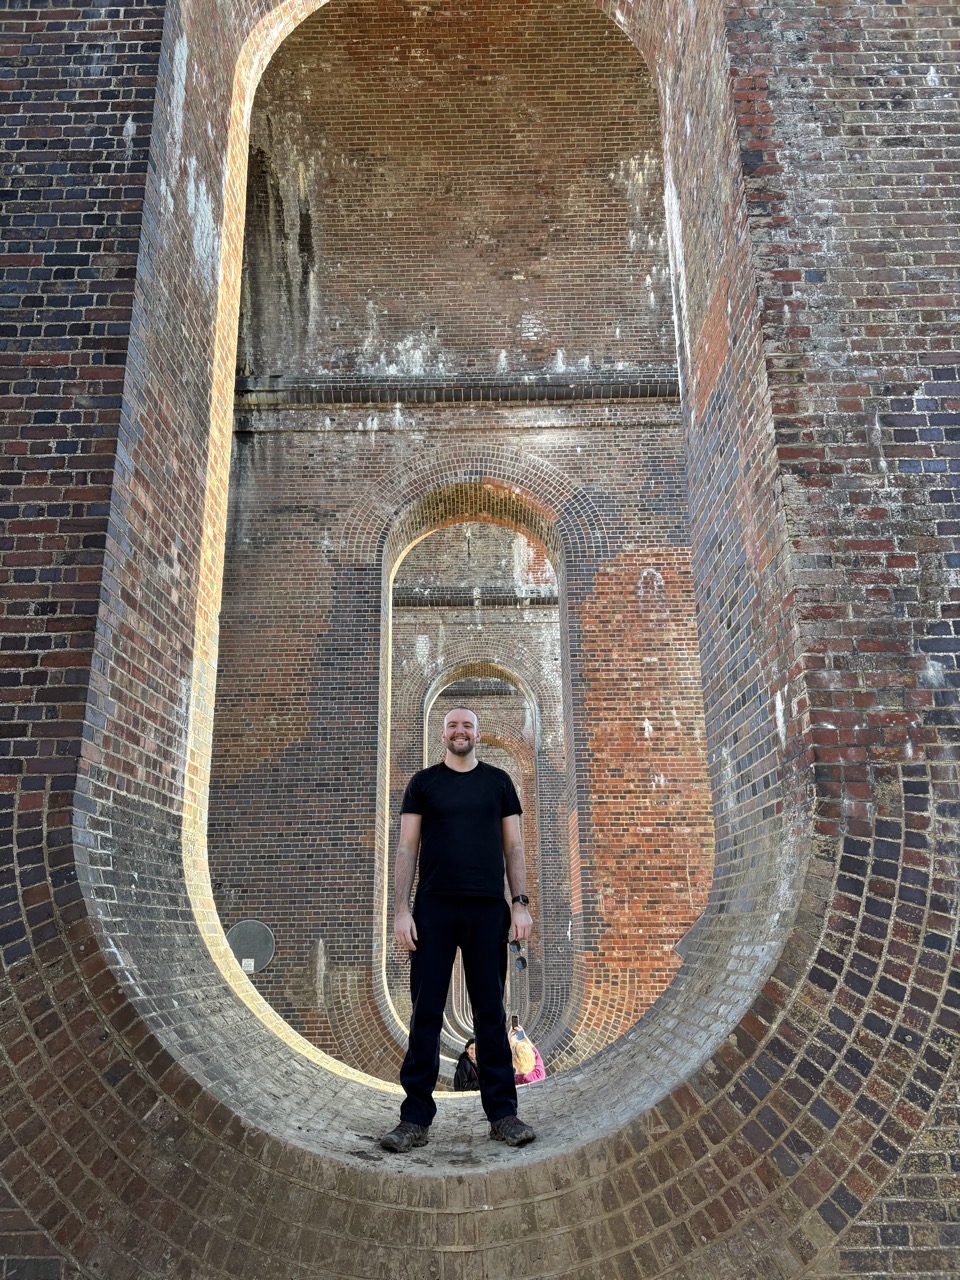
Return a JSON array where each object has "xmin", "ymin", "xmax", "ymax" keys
[{"xmin": 234, "ymin": 374, "xmax": 681, "ymax": 409}]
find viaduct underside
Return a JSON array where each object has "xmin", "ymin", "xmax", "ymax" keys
[{"xmin": 1, "ymin": 0, "xmax": 959, "ymax": 1277}]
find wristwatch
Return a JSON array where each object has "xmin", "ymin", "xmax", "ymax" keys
[{"xmin": 511, "ymin": 895, "xmax": 530, "ymax": 906}]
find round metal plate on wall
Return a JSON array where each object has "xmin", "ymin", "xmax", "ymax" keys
[{"xmin": 225, "ymin": 919, "xmax": 277, "ymax": 974}]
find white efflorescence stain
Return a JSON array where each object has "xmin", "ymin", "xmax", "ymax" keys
[
  {"xmin": 185, "ymin": 156, "xmax": 220, "ymax": 292},
  {"xmin": 169, "ymin": 34, "xmax": 188, "ymax": 178},
  {"xmin": 519, "ymin": 313, "xmax": 547, "ymax": 341},
  {"xmin": 775, "ymin": 687, "xmax": 787, "ymax": 750},
  {"xmin": 921, "ymin": 657, "xmax": 948, "ymax": 688},
  {"xmin": 360, "ymin": 300, "xmax": 380, "ymax": 368},
  {"xmin": 122, "ymin": 115, "xmax": 136, "ymax": 160},
  {"xmin": 637, "ymin": 566, "xmax": 667, "ymax": 614},
  {"xmin": 663, "ymin": 161, "xmax": 692, "ymax": 378},
  {"xmin": 871, "ymin": 415, "xmax": 888, "ymax": 473}
]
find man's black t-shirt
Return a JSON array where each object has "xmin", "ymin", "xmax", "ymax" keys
[{"xmin": 401, "ymin": 761, "xmax": 522, "ymax": 900}]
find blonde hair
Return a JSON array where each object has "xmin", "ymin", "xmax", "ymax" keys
[{"xmin": 511, "ymin": 1037, "xmax": 535, "ymax": 1075}]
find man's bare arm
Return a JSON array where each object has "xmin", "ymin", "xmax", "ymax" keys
[
  {"xmin": 502, "ymin": 814, "xmax": 532, "ymax": 942},
  {"xmin": 393, "ymin": 812, "xmax": 421, "ymax": 951}
]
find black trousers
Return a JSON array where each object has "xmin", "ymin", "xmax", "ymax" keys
[{"xmin": 399, "ymin": 895, "xmax": 517, "ymax": 1127}]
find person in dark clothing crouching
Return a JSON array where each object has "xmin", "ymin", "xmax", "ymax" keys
[{"xmin": 380, "ymin": 707, "xmax": 536, "ymax": 1152}]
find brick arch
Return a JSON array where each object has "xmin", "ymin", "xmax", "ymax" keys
[
  {"xmin": 423, "ymin": 709, "xmax": 541, "ymax": 1039},
  {"xmin": 4, "ymin": 0, "xmax": 955, "ymax": 1275},
  {"xmin": 377, "ymin": 516, "xmax": 579, "ymax": 1054},
  {"xmin": 401, "ymin": 657, "xmax": 555, "ymax": 766},
  {"xmin": 375, "ymin": 472, "xmax": 709, "ymax": 1069},
  {"xmin": 339, "ymin": 445, "xmax": 614, "ymax": 570}
]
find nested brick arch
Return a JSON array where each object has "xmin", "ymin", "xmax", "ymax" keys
[
  {"xmin": 423, "ymin": 705, "xmax": 541, "ymax": 1039},
  {"xmin": 26, "ymin": 0, "xmax": 802, "ymax": 1218},
  {"xmin": 424, "ymin": 670, "xmax": 546, "ymax": 772},
  {"xmin": 437, "ymin": 713, "xmax": 536, "ymax": 780},
  {"xmin": 397, "ymin": 651, "xmax": 561, "ymax": 771},
  {"xmin": 374, "ymin": 480, "xmax": 583, "ymax": 1052},
  {"xmin": 392, "ymin": 654, "xmax": 563, "ymax": 1049},
  {"xmin": 339, "ymin": 445, "xmax": 616, "ymax": 573},
  {"xmin": 365, "ymin": 432, "xmax": 712, "ymax": 1065},
  {"xmin": 5, "ymin": 0, "xmax": 956, "ymax": 1274}
]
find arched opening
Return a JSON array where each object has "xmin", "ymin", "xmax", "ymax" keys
[
  {"xmin": 206, "ymin": 0, "xmax": 724, "ymax": 1082},
  {"xmin": 67, "ymin": 0, "xmax": 813, "ymax": 1189},
  {"xmin": 382, "ymin": 519, "xmax": 569, "ymax": 1073},
  {"xmin": 188, "ymin": 0, "xmax": 773, "ymax": 1098}
]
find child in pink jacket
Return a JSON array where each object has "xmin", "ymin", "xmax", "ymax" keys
[{"xmin": 509, "ymin": 1027, "xmax": 545, "ymax": 1084}]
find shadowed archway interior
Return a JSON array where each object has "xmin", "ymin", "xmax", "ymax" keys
[{"xmin": 208, "ymin": 0, "xmax": 716, "ymax": 1077}]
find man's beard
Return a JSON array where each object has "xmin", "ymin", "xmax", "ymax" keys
[{"xmin": 446, "ymin": 737, "xmax": 474, "ymax": 756}]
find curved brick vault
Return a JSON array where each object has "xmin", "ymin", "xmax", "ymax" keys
[{"xmin": 2, "ymin": 1, "xmax": 959, "ymax": 1279}]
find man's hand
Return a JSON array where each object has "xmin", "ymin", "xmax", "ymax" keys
[
  {"xmin": 394, "ymin": 907, "xmax": 418, "ymax": 952},
  {"xmin": 511, "ymin": 902, "xmax": 532, "ymax": 942}
]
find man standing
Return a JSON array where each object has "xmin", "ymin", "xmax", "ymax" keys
[{"xmin": 380, "ymin": 707, "xmax": 537, "ymax": 1151}]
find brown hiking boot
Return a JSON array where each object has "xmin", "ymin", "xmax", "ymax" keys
[
  {"xmin": 489, "ymin": 1114, "xmax": 536, "ymax": 1147},
  {"xmin": 380, "ymin": 1120, "xmax": 429, "ymax": 1153}
]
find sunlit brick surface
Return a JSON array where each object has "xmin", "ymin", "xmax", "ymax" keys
[{"xmin": 1, "ymin": 0, "xmax": 959, "ymax": 1277}]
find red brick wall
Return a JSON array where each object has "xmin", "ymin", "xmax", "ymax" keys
[
  {"xmin": 576, "ymin": 547, "xmax": 713, "ymax": 1039},
  {"xmin": 722, "ymin": 5, "xmax": 960, "ymax": 1271},
  {"xmin": 0, "ymin": 5, "xmax": 165, "ymax": 1276}
]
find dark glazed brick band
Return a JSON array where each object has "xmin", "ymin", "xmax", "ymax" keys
[{"xmin": 234, "ymin": 376, "xmax": 682, "ymax": 406}]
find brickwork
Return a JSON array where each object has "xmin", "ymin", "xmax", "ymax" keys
[
  {"xmin": 811, "ymin": 1077, "xmax": 960, "ymax": 1279},
  {"xmin": 576, "ymin": 546, "xmax": 713, "ymax": 1048},
  {"xmin": 0, "ymin": 5, "xmax": 166, "ymax": 1278},
  {"xmin": 0, "ymin": 0, "xmax": 958, "ymax": 1276},
  {"xmin": 237, "ymin": 0, "xmax": 675, "ymax": 383},
  {"xmin": 208, "ymin": 405, "xmax": 714, "ymax": 1072}
]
